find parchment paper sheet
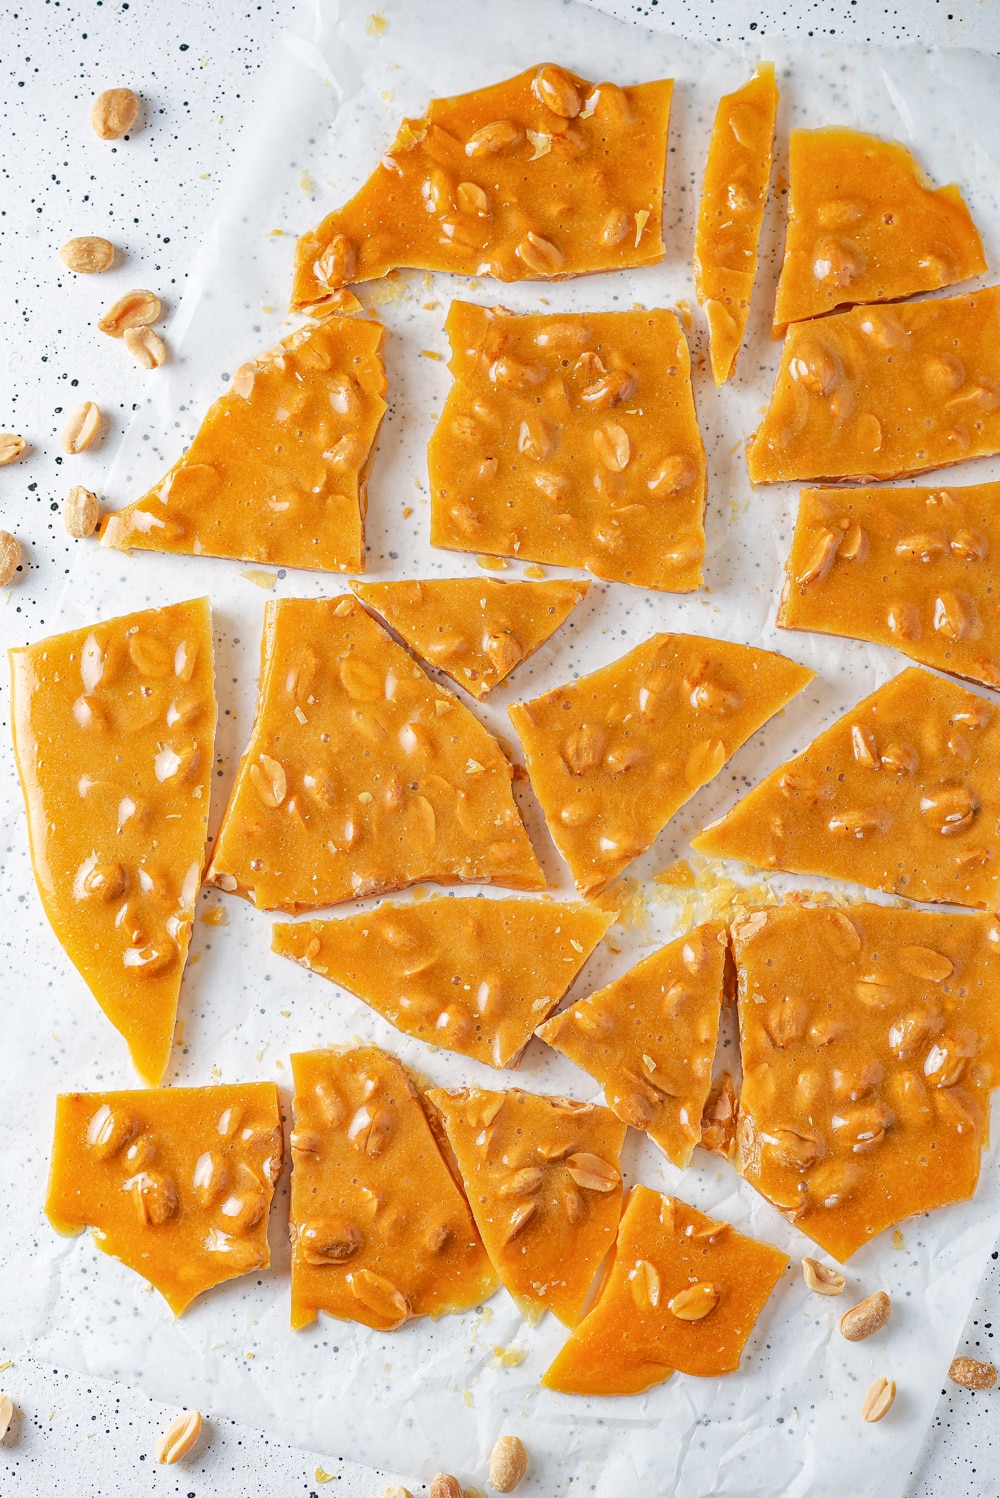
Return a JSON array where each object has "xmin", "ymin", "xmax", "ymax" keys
[{"xmin": 4, "ymin": 2, "xmax": 1000, "ymax": 1493}]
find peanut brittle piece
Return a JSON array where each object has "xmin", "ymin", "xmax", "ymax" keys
[
  {"xmin": 694, "ymin": 63, "xmax": 778, "ymax": 385},
  {"xmin": 289, "ymin": 1047, "xmax": 496, "ymax": 1331},
  {"xmin": 353, "ymin": 576, "xmax": 588, "ymax": 700},
  {"xmin": 209, "ymin": 596, "xmax": 543, "ymax": 910},
  {"xmin": 508, "ymin": 633, "xmax": 814, "ymax": 896},
  {"xmin": 773, "ymin": 128, "xmax": 986, "ymax": 335},
  {"xmin": 429, "ymin": 302, "xmax": 707, "ymax": 591},
  {"xmin": 747, "ymin": 287, "xmax": 1000, "ymax": 484},
  {"xmin": 101, "ymin": 318, "xmax": 387, "ymax": 573},
  {"xmin": 427, "ymin": 1086, "xmax": 626, "ymax": 1325},
  {"xmin": 291, "ymin": 65, "xmax": 672, "ymax": 309},
  {"xmin": 778, "ymin": 483, "xmax": 1000, "ymax": 691},
  {"xmin": 731, "ymin": 902, "xmax": 1000, "ymax": 1260},
  {"xmin": 692, "ymin": 666, "xmax": 1000, "ymax": 910},
  {"xmin": 46, "ymin": 1084, "xmax": 282, "ymax": 1314},
  {"xmin": 542, "ymin": 1186, "xmax": 788, "ymax": 1393},
  {"xmin": 273, "ymin": 896, "xmax": 611, "ymax": 1069},
  {"xmin": 537, "ymin": 922, "xmax": 727, "ymax": 1166},
  {"xmin": 9, "ymin": 598, "xmax": 216, "ymax": 1084}
]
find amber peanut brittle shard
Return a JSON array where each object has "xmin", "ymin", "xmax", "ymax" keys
[
  {"xmin": 542, "ymin": 1186, "xmax": 788, "ymax": 1394},
  {"xmin": 101, "ymin": 318, "xmax": 387, "ymax": 573},
  {"xmin": 537, "ymin": 922, "xmax": 727, "ymax": 1167},
  {"xmin": 428, "ymin": 1087, "xmax": 626, "ymax": 1325},
  {"xmin": 429, "ymin": 302, "xmax": 707, "ymax": 590},
  {"xmin": 747, "ymin": 287, "xmax": 1000, "ymax": 485},
  {"xmin": 291, "ymin": 65, "xmax": 673, "ymax": 308},
  {"xmin": 779, "ymin": 484, "xmax": 1000, "ymax": 691},
  {"xmin": 772, "ymin": 127, "xmax": 986, "ymax": 335},
  {"xmin": 46, "ymin": 1084, "xmax": 282, "ymax": 1314},
  {"xmin": 694, "ymin": 63, "xmax": 778, "ymax": 385},
  {"xmin": 353, "ymin": 577, "xmax": 588, "ymax": 700},
  {"xmin": 693, "ymin": 666, "xmax": 1000, "ymax": 910},
  {"xmin": 209, "ymin": 596, "xmax": 543, "ymax": 910},
  {"xmin": 289, "ymin": 1047, "xmax": 497, "ymax": 1331},
  {"xmin": 731, "ymin": 903, "xmax": 1000, "ymax": 1260},
  {"xmin": 9, "ymin": 598, "xmax": 217, "ymax": 1085},
  {"xmin": 509, "ymin": 633, "xmax": 814, "ymax": 896},
  {"xmin": 273, "ymin": 896, "xmax": 612, "ymax": 1069}
]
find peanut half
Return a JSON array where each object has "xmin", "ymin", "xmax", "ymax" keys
[
  {"xmin": 489, "ymin": 1434, "xmax": 528, "ymax": 1492},
  {"xmin": 155, "ymin": 1409, "xmax": 202, "ymax": 1464},
  {"xmin": 61, "ymin": 401, "xmax": 102, "ymax": 454},
  {"xmin": 59, "ymin": 236, "xmax": 115, "ymax": 273},
  {"xmin": 92, "ymin": 87, "xmax": 140, "ymax": 139},
  {"xmin": 98, "ymin": 289, "xmax": 161, "ymax": 338},
  {"xmin": 381, "ymin": 1488, "xmax": 413, "ymax": 1498},
  {"xmin": 0, "ymin": 1394, "xmax": 13, "ymax": 1441},
  {"xmin": 125, "ymin": 326, "xmax": 167, "ymax": 370},
  {"xmin": 0, "ymin": 433, "xmax": 26, "ymax": 466},
  {"xmin": 0, "ymin": 532, "xmax": 22, "ymax": 586},
  {"xmin": 840, "ymin": 1290, "xmax": 891, "ymax": 1342},
  {"xmin": 949, "ymin": 1356, "xmax": 997, "ymax": 1390},
  {"xmin": 801, "ymin": 1257, "xmax": 846, "ymax": 1296},
  {"xmin": 64, "ymin": 486, "xmax": 101, "ymax": 538},
  {"xmin": 861, "ymin": 1376, "xmax": 896, "ymax": 1423}
]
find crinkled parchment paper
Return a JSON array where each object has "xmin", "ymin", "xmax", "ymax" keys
[{"xmin": 4, "ymin": 2, "xmax": 1000, "ymax": 1493}]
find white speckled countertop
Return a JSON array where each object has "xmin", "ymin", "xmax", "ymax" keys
[{"xmin": 3, "ymin": 1, "xmax": 1000, "ymax": 1494}]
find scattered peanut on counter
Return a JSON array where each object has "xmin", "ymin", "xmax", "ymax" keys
[
  {"xmin": 861, "ymin": 1377, "xmax": 896, "ymax": 1423},
  {"xmin": 0, "ymin": 531, "xmax": 22, "ymax": 585},
  {"xmin": 801, "ymin": 1258, "xmax": 846, "ymax": 1296},
  {"xmin": 949, "ymin": 1357, "xmax": 997, "ymax": 1390},
  {"xmin": 91, "ymin": 87, "xmax": 140, "ymax": 140},
  {"xmin": 59, "ymin": 236, "xmax": 115, "ymax": 273},
  {"xmin": 98, "ymin": 289, "xmax": 161, "ymax": 337},
  {"xmin": 64, "ymin": 486, "xmax": 101, "ymax": 538},
  {"xmin": 0, "ymin": 433, "xmax": 26, "ymax": 465},
  {"xmin": 0, "ymin": 1394, "xmax": 13, "ymax": 1441},
  {"xmin": 61, "ymin": 401, "xmax": 101, "ymax": 454},
  {"xmin": 840, "ymin": 1291, "xmax": 891, "ymax": 1342},
  {"xmin": 125, "ymin": 325, "xmax": 167, "ymax": 369},
  {"xmin": 155, "ymin": 1409, "xmax": 203, "ymax": 1465},
  {"xmin": 489, "ymin": 1434, "xmax": 528, "ymax": 1492},
  {"xmin": 430, "ymin": 1475, "xmax": 464, "ymax": 1498}
]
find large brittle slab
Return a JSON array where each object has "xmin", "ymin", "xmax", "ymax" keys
[
  {"xmin": 693, "ymin": 666, "xmax": 1000, "ymax": 910},
  {"xmin": 779, "ymin": 483, "xmax": 1000, "ymax": 690},
  {"xmin": 772, "ymin": 128, "xmax": 985, "ymax": 334},
  {"xmin": 46, "ymin": 1084, "xmax": 282, "ymax": 1314},
  {"xmin": 291, "ymin": 65, "xmax": 672, "ymax": 309},
  {"xmin": 9, "ymin": 598, "xmax": 217, "ymax": 1084},
  {"xmin": 508, "ymin": 633, "xmax": 814, "ymax": 896},
  {"xmin": 209, "ymin": 596, "xmax": 543, "ymax": 910},
  {"xmin": 427, "ymin": 1086, "xmax": 626, "ymax": 1326},
  {"xmin": 542, "ymin": 1186, "xmax": 788, "ymax": 1394},
  {"xmin": 289, "ymin": 1047, "xmax": 496, "ymax": 1331},
  {"xmin": 731, "ymin": 902, "xmax": 1000, "ymax": 1260},
  {"xmin": 429, "ymin": 302, "xmax": 707, "ymax": 591},
  {"xmin": 273, "ymin": 895, "xmax": 612, "ymax": 1069}
]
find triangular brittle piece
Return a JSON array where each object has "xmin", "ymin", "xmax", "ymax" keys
[
  {"xmin": 291, "ymin": 66, "xmax": 672, "ymax": 310},
  {"xmin": 427, "ymin": 1087, "xmax": 626, "ymax": 1325},
  {"xmin": 537, "ymin": 922, "xmax": 727, "ymax": 1166},
  {"xmin": 778, "ymin": 483, "xmax": 1000, "ymax": 691},
  {"xmin": 509, "ymin": 633, "xmax": 814, "ymax": 896},
  {"xmin": 694, "ymin": 64, "xmax": 778, "ymax": 385},
  {"xmin": 542, "ymin": 1187, "xmax": 788, "ymax": 1394},
  {"xmin": 429, "ymin": 303, "xmax": 707, "ymax": 592},
  {"xmin": 747, "ymin": 287, "xmax": 1000, "ymax": 485},
  {"xmin": 101, "ymin": 318, "xmax": 387, "ymax": 573},
  {"xmin": 731, "ymin": 903, "xmax": 1000, "ymax": 1260},
  {"xmin": 209, "ymin": 596, "xmax": 543, "ymax": 910},
  {"xmin": 773, "ymin": 128, "xmax": 986, "ymax": 335},
  {"xmin": 273, "ymin": 896, "xmax": 612, "ymax": 1069},
  {"xmin": 353, "ymin": 577, "xmax": 588, "ymax": 700},
  {"xmin": 9, "ymin": 598, "xmax": 217, "ymax": 1084},
  {"xmin": 46, "ymin": 1084, "xmax": 282, "ymax": 1314},
  {"xmin": 289, "ymin": 1047, "xmax": 497, "ymax": 1330},
  {"xmin": 693, "ymin": 666, "xmax": 1000, "ymax": 909}
]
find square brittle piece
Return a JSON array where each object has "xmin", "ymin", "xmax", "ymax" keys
[
  {"xmin": 102, "ymin": 318, "xmax": 387, "ymax": 573},
  {"xmin": 291, "ymin": 65, "xmax": 673, "ymax": 309},
  {"xmin": 779, "ymin": 483, "xmax": 1000, "ymax": 691},
  {"xmin": 46, "ymin": 1085, "xmax": 282, "ymax": 1315},
  {"xmin": 427, "ymin": 1086, "xmax": 626, "ymax": 1326},
  {"xmin": 543, "ymin": 1186, "xmax": 788, "ymax": 1394},
  {"xmin": 731, "ymin": 902, "xmax": 1000, "ymax": 1261},
  {"xmin": 693, "ymin": 666, "xmax": 1000, "ymax": 910},
  {"xmin": 537, "ymin": 921, "xmax": 728, "ymax": 1167},
  {"xmin": 509, "ymin": 632, "xmax": 814, "ymax": 896},
  {"xmin": 429, "ymin": 302, "xmax": 707, "ymax": 590},
  {"xmin": 208, "ymin": 596, "xmax": 543, "ymax": 910},
  {"xmin": 289, "ymin": 1047, "xmax": 496, "ymax": 1331}
]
